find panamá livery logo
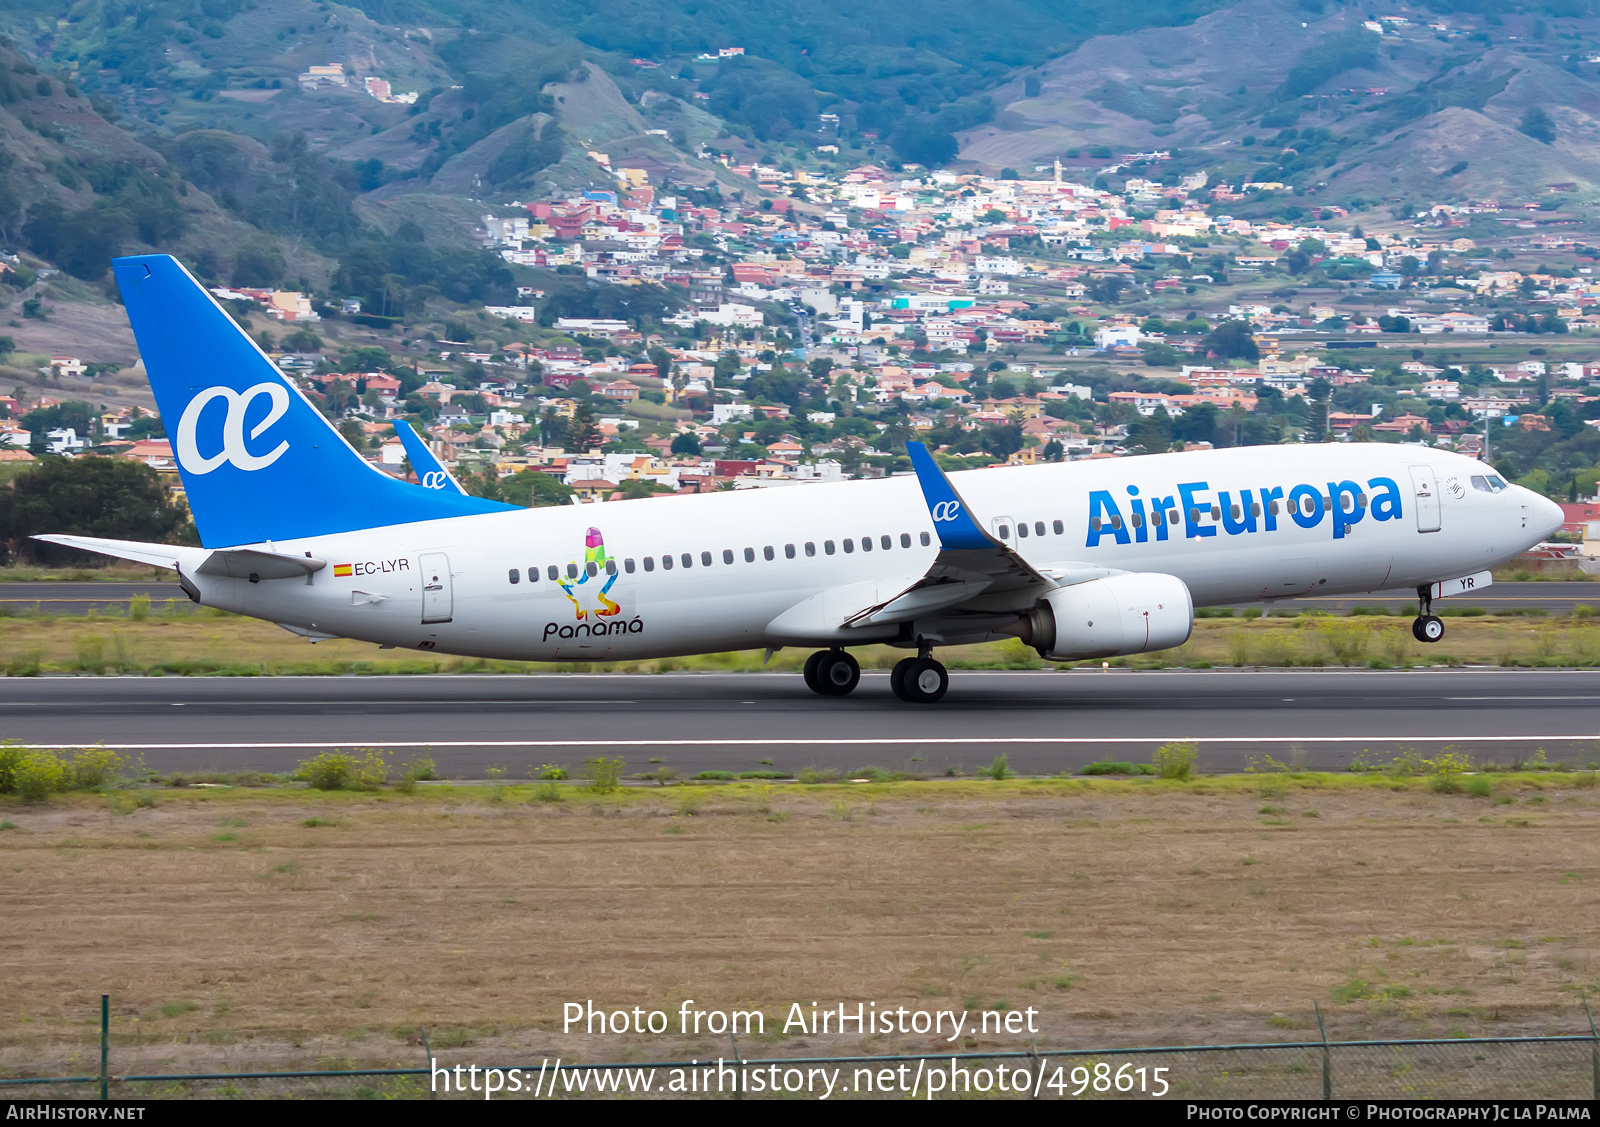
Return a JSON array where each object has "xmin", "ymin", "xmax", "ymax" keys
[
  {"xmin": 559, "ymin": 527, "xmax": 622, "ymax": 620},
  {"xmin": 175, "ymin": 383, "xmax": 291, "ymax": 475}
]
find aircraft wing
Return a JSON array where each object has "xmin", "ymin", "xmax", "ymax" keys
[
  {"xmin": 838, "ymin": 441, "xmax": 1060, "ymax": 629},
  {"xmin": 766, "ymin": 444, "xmax": 1123, "ymax": 643}
]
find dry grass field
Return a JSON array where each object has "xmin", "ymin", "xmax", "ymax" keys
[
  {"xmin": 2, "ymin": 773, "xmax": 1597, "ymax": 1083},
  {"xmin": 2, "ymin": 610, "xmax": 1600, "ymax": 676}
]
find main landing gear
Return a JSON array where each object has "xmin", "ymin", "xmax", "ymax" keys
[
  {"xmin": 890, "ymin": 654, "xmax": 949, "ymax": 704},
  {"xmin": 801, "ymin": 646, "xmax": 950, "ymax": 703},
  {"xmin": 803, "ymin": 648, "xmax": 860, "ymax": 696},
  {"xmin": 1412, "ymin": 584, "xmax": 1445, "ymax": 644}
]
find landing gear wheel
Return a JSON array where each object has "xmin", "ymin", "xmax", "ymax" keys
[
  {"xmin": 890, "ymin": 657, "xmax": 917, "ymax": 701},
  {"xmin": 815, "ymin": 650, "xmax": 861, "ymax": 697},
  {"xmin": 901, "ymin": 658, "xmax": 949, "ymax": 704},
  {"xmin": 803, "ymin": 650, "xmax": 826, "ymax": 694},
  {"xmin": 1414, "ymin": 615, "xmax": 1445, "ymax": 644}
]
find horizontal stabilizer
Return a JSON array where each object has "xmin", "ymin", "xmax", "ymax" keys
[
  {"xmin": 197, "ymin": 548, "xmax": 327, "ymax": 580},
  {"xmin": 31, "ymin": 534, "xmax": 207, "ymax": 572}
]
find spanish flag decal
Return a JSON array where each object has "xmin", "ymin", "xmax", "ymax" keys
[{"xmin": 333, "ymin": 564, "xmax": 353, "ymax": 577}]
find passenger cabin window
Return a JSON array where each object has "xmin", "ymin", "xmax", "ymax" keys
[
  {"xmin": 861, "ymin": 536, "xmax": 872, "ymax": 552},
  {"xmin": 701, "ymin": 551, "xmax": 712, "ymax": 567},
  {"xmin": 527, "ymin": 568, "xmax": 540, "ymax": 583},
  {"xmin": 746, "ymin": 547, "xmax": 756, "ymax": 562},
  {"xmin": 508, "ymin": 568, "xmax": 520, "ymax": 584},
  {"xmin": 805, "ymin": 542, "xmax": 815, "ymax": 556},
  {"xmin": 624, "ymin": 559, "xmax": 636, "ymax": 574},
  {"xmin": 644, "ymin": 557, "xmax": 655, "ymax": 572},
  {"xmin": 682, "ymin": 552, "xmax": 693, "ymax": 568},
  {"xmin": 548, "ymin": 565, "xmax": 559, "ymax": 581},
  {"xmin": 567, "ymin": 563, "xmax": 579, "ymax": 579},
  {"xmin": 843, "ymin": 539, "xmax": 855, "ymax": 554},
  {"xmin": 997, "ymin": 524, "xmax": 1011, "ymax": 539},
  {"xmin": 606, "ymin": 560, "xmax": 617, "ymax": 576},
  {"xmin": 900, "ymin": 533, "xmax": 911, "ymax": 548},
  {"xmin": 764, "ymin": 546, "xmax": 775, "ymax": 561},
  {"xmin": 785, "ymin": 544, "xmax": 796, "ymax": 559},
  {"xmin": 1132, "ymin": 513, "xmax": 1143, "ymax": 529},
  {"xmin": 1017, "ymin": 523, "xmax": 1029, "ymax": 538},
  {"xmin": 825, "ymin": 540, "xmax": 835, "ymax": 555},
  {"xmin": 881, "ymin": 535, "xmax": 892, "ymax": 550},
  {"xmin": 723, "ymin": 549, "xmax": 734, "ymax": 564},
  {"xmin": 920, "ymin": 532, "xmax": 931, "ymax": 546},
  {"xmin": 662, "ymin": 555, "xmax": 674, "ymax": 570},
  {"xmin": 1052, "ymin": 520, "xmax": 1063, "ymax": 535},
  {"xmin": 1034, "ymin": 521, "xmax": 1045, "ymax": 537},
  {"xmin": 585, "ymin": 561, "xmax": 598, "ymax": 578}
]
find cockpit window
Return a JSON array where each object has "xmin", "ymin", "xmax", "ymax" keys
[{"xmin": 1472, "ymin": 475, "xmax": 1509, "ymax": 494}]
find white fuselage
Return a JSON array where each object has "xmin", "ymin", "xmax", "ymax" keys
[{"xmin": 191, "ymin": 445, "xmax": 1562, "ymax": 661}]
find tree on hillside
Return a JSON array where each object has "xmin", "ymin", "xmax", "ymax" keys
[
  {"xmin": 1520, "ymin": 106, "xmax": 1557, "ymax": 145},
  {"xmin": 0, "ymin": 456, "xmax": 191, "ymax": 565},
  {"xmin": 565, "ymin": 401, "xmax": 600, "ymax": 452},
  {"xmin": 500, "ymin": 469, "xmax": 574, "ymax": 508},
  {"xmin": 1204, "ymin": 320, "xmax": 1259, "ymax": 362}
]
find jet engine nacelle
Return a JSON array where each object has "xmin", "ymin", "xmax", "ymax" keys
[{"xmin": 1019, "ymin": 573, "xmax": 1194, "ymax": 660}]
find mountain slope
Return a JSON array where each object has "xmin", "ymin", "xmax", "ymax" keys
[{"xmin": 960, "ymin": 0, "xmax": 1600, "ymax": 203}]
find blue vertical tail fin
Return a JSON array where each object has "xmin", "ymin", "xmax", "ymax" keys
[{"xmin": 114, "ymin": 254, "xmax": 511, "ymax": 547}]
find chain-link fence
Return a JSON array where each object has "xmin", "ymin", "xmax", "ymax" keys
[{"xmin": 4, "ymin": 1033, "xmax": 1597, "ymax": 1100}]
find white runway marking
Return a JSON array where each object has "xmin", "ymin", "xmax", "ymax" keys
[
  {"xmin": 10, "ymin": 734, "xmax": 1597, "ymax": 751},
  {"xmin": 1447, "ymin": 696, "xmax": 1600, "ymax": 701}
]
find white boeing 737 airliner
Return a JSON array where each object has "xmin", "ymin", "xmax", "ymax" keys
[{"xmin": 40, "ymin": 256, "xmax": 1564, "ymax": 703}]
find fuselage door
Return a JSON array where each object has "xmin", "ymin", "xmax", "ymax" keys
[
  {"xmin": 1408, "ymin": 465, "xmax": 1441, "ymax": 533},
  {"xmin": 990, "ymin": 515, "xmax": 1015, "ymax": 542},
  {"xmin": 420, "ymin": 552, "xmax": 453, "ymax": 623}
]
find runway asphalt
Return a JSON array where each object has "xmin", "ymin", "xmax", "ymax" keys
[
  {"xmin": 2, "ymin": 580, "xmax": 1598, "ymax": 615},
  {"xmin": 1, "ymin": 669, "xmax": 1596, "ymax": 778}
]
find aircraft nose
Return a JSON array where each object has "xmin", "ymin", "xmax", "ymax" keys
[
  {"xmin": 1539, "ymin": 495, "xmax": 1564, "ymax": 539},
  {"xmin": 1523, "ymin": 490, "xmax": 1564, "ymax": 541}
]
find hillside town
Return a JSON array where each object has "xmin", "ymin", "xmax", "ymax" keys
[{"xmin": 8, "ymin": 153, "xmax": 1600, "ymax": 532}]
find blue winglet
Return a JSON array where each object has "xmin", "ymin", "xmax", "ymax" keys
[
  {"xmin": 394, "ymin": 420, "xmax": 468, "ymax": 496},
  {"xmin": 906, "ymin": 441, "xmax": 994, "ymax": 550}
]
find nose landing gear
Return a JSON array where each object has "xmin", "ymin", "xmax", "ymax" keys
[{"xmin": 1412, "ymin": 584, "xmax": 1445, "ymax": 643}]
